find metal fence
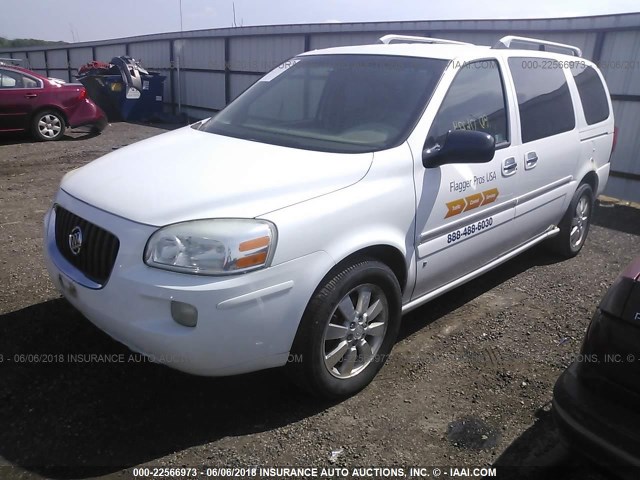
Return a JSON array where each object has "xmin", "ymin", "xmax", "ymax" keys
[{"xmin": 2, "ymin": 13, "xmax": 639, "ymax": 201}]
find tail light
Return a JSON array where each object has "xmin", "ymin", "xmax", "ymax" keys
[{"xmin": 78, "ymin": 88, "xmax": 87, "ymax": 101}]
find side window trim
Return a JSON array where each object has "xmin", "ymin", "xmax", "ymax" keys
[
  {"xmin": 472, "ymin": 57, "xmax": 511, "ymax": 150},
  {"xmin": 427, "ymin": 57, "xmax": 511, "ymax": 150},
  {"xmin": 488, "ymin": 58, "xmax": 511, "ymax": 150},
  {"xmin": 0, "ymin": 69, "xmax": 43, "ymax": 90},
  {"xmin": 507, "ymin": 56, "xmax": 576, "ymax": 144},
  {"xmin": 570, "ymin": 64, "xmax": 611, "ymax": 126},
  {"xmin": 20, "ymin": 73, "xmax": 44, "ymax": 89}
]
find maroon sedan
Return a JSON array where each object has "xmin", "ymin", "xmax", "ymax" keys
[
  {"xmin": 0, "ymin": 64, "xmax": 107, "ymax": 141},
  {"xmin": 554, "ymin": 256, "xmax": 640, "ymax": 474}
]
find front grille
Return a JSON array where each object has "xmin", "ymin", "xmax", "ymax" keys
[{"xmin": 54, "ymin": 206, "xmax": 120, "ymax": 285}]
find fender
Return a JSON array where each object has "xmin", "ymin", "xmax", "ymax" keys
[{"xmin": 262, "ymin": 143, "xmax": 417, "ymax": 298}]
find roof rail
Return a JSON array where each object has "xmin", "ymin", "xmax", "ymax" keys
[
  {"xmin": 379, "ymin": 34, "xmax": 470, "ymax": 46},
  {"xmin": 492, "ymin": 35, "xmax": 582, "ymax": 57},
  {"xmin": 0, "ymin": 57, "xmax": 23, "ymax": 65}
]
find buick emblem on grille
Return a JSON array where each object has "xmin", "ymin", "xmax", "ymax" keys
[{"xmin": 68, "ymin": 226, "xmax": 83, "ymax": 255}]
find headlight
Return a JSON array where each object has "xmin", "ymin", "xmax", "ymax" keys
[{"xmin": 144, "ymin": 219, "xmax": 276, "ymax": 275}]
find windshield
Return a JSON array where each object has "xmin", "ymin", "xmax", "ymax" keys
[{"xmin": 198, "ymin": 54, "xmax": 447, "ymax": 153}]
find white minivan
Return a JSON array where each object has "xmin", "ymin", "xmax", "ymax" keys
[{"xmin": 44, "ymin": 35, "xmax": 615, "ymax": 398}]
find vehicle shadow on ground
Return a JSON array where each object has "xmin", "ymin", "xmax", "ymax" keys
[
  {"xmin": 0, "ymin": 130, "xmax": 100, "ymax": 146},
  {"xmin": 0, "ymin": 247, "xmax": 566, "ymax": 479},
  {"xmin": 0, "ymin": 298, "xmax": 336, "ymax": 479},
  {"xmin": 592, "ymin": 201, "xmax": 640, "ymax": 237},
  {"xmin": 398, "ymin": 244, "xmax": 562, "ymax": 341},
  {"xmin": 0, "ymin": 215, "xmax": 629, "ymax": 478},
  {"xmin": 493, "ymin": 407, "xmax": 614, "ymax": 479},
  {"xmin": 493, "ymin": 407, "xmax": 572, "ymax": 478},
  {"xmin": 126, "ymin": 120, "xmax": 190, "ymax": 131}
]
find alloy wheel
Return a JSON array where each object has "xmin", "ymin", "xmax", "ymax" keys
[{"xmin": 322, "ymin": 284, "xmax": 389, "ymax": 379}]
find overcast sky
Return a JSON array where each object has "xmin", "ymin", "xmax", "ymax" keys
[{"xmin": 2, "ymin": 0, "xmax": 639, "ymax": 43}]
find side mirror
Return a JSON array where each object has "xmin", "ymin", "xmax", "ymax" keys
[{"xmin": 422, "ymin": 130, "xmax": 496, "ymax": 168}]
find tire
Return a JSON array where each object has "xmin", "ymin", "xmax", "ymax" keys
[
  {"xmin": 549, "ymin": 183, "xmax": 594, "ymax": 258},
  {"xmin": 287, "ymin": 259, "xmax": 402, "ymax": 399},
  {"xmin": 32, "ymin": 110, "xmax": 65, "ymax": 141}
]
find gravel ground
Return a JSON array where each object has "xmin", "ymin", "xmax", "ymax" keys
[{"xmin": 0, "ymin": 123, "xmax": 638, "ymax": 480}]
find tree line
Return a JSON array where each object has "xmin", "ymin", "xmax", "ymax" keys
[{"xmin": 0, "ymin": 37, "xmax": 67, "ymax": 48}]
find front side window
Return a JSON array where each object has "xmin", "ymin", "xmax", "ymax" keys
[
  {"xmin": 571, "ymin": 65, "xmax": 610, "ymax": 125},
  {"xmin": 199, "ymin": 55, "xmax": 448, "ymax": 153},
  {"xmin": 426, "ymin": 59, "xmax": 509, "ymax": 148},
  {"xmin": 508, "ymin": 57, "xmax": 575, "ymax": 143}
]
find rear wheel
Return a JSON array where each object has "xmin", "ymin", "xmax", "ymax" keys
[
  {"xmin": 549, "ymin": 183, "xmax": 594, "ymax": 258},
  {"xmin": 32, "ymin": 110, "xmax": 65, "ymax": 141},
  {"xmin": 288, "ymin": 259, "xmax": 401, "ymax": 399}
]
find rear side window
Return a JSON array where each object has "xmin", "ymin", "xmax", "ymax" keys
[
  {"xmin": 508, "ymin": 58, "xmax": 575, "ymax": 143},
  {"xmin": 427, "ymin": 60, "xmax": 508, "ymax": 147},
  {"xmin": 22, "ymin": 75, "xmax": 38, "ymax": 88},
  {"xmin": 571, "ymin": 65, "xmax": 610, "ymax": 125}
]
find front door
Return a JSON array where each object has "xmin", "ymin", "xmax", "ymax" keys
[
  {"xmin": 0, "ymin": 68, "xmax": 41, "ymax": 132},
  {"xmin": 412, "ymin": 58, "xmax": 519, "ymax": 300}
]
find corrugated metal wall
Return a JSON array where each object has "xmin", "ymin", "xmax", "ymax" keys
[{"xmin": 2, "ymin": 13, "xmax": 639, "ymax": 201}]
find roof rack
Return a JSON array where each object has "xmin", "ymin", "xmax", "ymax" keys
[
  {"xmin": 379, "ymin": 34, "xmax": 470, "ymax": 46},
  {"xmin": 492, "ymin": 35, "xmax": 582, "ymax": 57}
]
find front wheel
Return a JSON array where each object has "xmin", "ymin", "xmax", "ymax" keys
[
  {"xmin": 288, "ymin": 259, "xmax": 401, "ymax": 399},
  {"xmin": 32, "ymin": 110, "xmax": 65, "ymax": 141},
  {"xmin": 549, "ymin": 183, "xmax": 594, "ymax": 258}
]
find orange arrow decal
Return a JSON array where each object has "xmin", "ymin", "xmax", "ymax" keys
[
  {"xmin": 481, "ymin": 188, "xmax": 499, "ymax": 206},
  {"xmin": 463, "ymin": 193, "xmax": 484, "ymax": 212},
  {"xmin": 445, "ymin": 198, "xmax": 467, "ymax": 218}
]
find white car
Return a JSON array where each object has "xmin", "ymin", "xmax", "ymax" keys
[{"xmin": 44, "ymin": 35, "xmax": 615, "ymax": 398}]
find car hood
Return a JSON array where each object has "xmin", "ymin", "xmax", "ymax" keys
[{"xmin": 61, "ymin": 126, "xmax": 373, "ymax": 226}]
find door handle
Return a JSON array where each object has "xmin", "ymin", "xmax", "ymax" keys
[
  {"xmin": 502, "ymin": 157, "xmax": 517, "ymax": 177},
  {"xmin": 525, "ymin": 151, "xmax": 538, "ymax": 170},
  {"xmin": 24, "ymin": 93, "xmax": 38, "ymax": 98}
]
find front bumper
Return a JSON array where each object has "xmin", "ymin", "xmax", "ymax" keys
[
  {"xmin": 553, "ymin": 362, "xmax": 640, "ymax": 470},
  {"xmin": 44, "ymin": 190, "xmax": 334, "ymax": 376}
]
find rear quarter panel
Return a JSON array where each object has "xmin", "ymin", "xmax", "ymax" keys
[{"xmin": 568, "ymin": 63, "xmax": 615, "ymax": 196}]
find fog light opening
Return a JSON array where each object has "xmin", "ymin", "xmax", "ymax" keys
[{"xmin": 171, "ymin": 301, "xmax": 198, "ymax": 327}]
